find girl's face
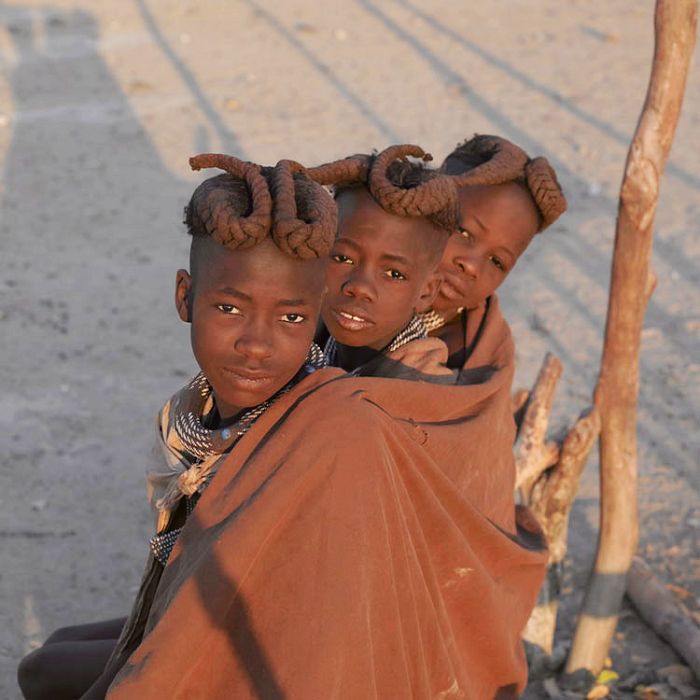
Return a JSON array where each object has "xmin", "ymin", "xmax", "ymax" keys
[
  {"xmin": 176, "ymin": 237, "xmax": 326, "ymax": 420},
  {"xmin": 431, "ymin": 182, "xmax": 539, "ymax": 313},
  {"xmin": 322, "ymin": 188, "xmax": 442, "ymax": 350}
]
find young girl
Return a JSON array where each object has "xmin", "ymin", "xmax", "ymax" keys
[
  {"xmin": 18, "ymin": 155, "xmax": 338, "ymax": 700},
  {"xmin": 423, "ymin": 134, "xmax": 567, "ymax": 364}
]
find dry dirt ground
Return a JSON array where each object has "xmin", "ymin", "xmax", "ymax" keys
[{"xmin": 0, "ymin": 1, "xmax": 698, "ymax": 698}]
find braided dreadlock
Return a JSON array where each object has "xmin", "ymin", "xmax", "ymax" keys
[
  {"xmin": 442, "ymin": 135, "xmax": 567, "ymax": 231},
  {"xmin": 186, "ymin": 153, "xmax": 337, "ymax": 259},
  {"xmin": 307, "ymin": 142, "xmax": 533, "ymax": 235}
]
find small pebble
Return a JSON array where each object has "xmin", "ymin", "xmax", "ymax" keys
[{"xmin": 223, "ymin": 98, "xmax": 241, "ymax": 112}]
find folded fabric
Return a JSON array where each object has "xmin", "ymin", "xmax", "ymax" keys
[{"xmin": 107, "ymin": 358, "xmax": 547, "ymax": 699}]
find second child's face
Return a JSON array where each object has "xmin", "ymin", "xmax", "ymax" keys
[
  {"xmin": 176, "ymin": 237, "xmax": 326, "ymax": 421},
  {"xmin": 322, "ymin": 188, "xmax": 442, "ymax": 350},
  {"xmin": 431, "ymin": 182, "xmax": 540, "ymax": 312}
]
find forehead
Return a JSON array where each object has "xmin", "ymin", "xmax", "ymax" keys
[
  {"xmin": 458, "ymin": 183, "xmax": 539, "ymax": 247},
  {"xmin": 336, "ymin": 188, "xmax": 438, "ymax": 261},
  {"xmin": 192, "ymin": 237, "xmax": 326, "ymax": 297}
]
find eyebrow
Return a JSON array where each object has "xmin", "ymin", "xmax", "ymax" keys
[
  {"xmin": 335, "ymin": 237, "xmax": 410, "ymax": 266},
  {"xmin": 471, "ymin": 215, "xmax": 488, "ymax": 232},
  {"xmin": 218, "ymin": 287, "xmax": 252, "ymax": 301},
  {"xmin": 275, "ymin": 298, "xmax": 308, "ymax": 307},
  {"xmin": 335, "ymin": 237, "xmax": 361, "ymax": 250},
  {"xmin": 217, "ymin": 287, "xmax": 308, "ymax": 307},
  {"xmin": 381, "ymin": 253, "xmax": 410, "ymax": 266}
]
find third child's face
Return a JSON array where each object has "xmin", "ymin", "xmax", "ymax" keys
[
  {"xmin": 322, "ymin": 188, "xmax": 441, "ymax": 350},
  {"xmin": 431, "ymin": 183, "xmax": 539, "ymax": 312},
  {"xmin": 177, "ymin": 237, "xmax": 326, "ymax": 421}
]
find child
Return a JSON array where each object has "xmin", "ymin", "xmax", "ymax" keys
[
  {"xmin": 423, "ymin": 134, "xmax": 567, "ymax": 364},
  {"xmin": 18, "ymin": 155, "xmax": 338, "ymax": 700}
]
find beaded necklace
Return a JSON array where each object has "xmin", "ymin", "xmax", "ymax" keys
[
  {"xmin": 419, "ymin": 308, "xmax": 465, "ymax": 333},
  {"xmin": 149, "ymin": 343, "xmax": 326, "ymax": 565},
  {"xmin": 175, "ymin": 342, "xmax": 325, "ymax": 460}
]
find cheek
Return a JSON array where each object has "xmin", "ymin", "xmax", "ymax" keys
[
  {"xmin": 190, "ymin": 317, "xmax": 229, "ymax": 365},
  {"xmin": 480, "ymin": 268, "xmax": 508, "ymax": 296},
  {"xmin": 379, "ymin": 282, "xmax": 423, "ymax": 317},
  {"xmin": 324, "ymin": 264, "xmax": 347, "ymax": 291},
  {"xmin": 438, "ymin": 237, "xmax": 468, "ymax": 272},
  {"xmin": 277, "ymin": 326, "xmax": 316, "ymax": 366}
]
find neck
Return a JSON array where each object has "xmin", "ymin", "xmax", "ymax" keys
[{"xmin": 335, "ymin": 343, "xmax": 382, "ymax": 372}]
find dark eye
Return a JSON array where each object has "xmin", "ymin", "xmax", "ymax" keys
[
  {"xmin": 384, "ymin": 269, "xmax": 406, "ymax": 281},
  {"xmin": 331, "ymin": 253, "xmax": 352, "ymax": 264},
  {"xmin": 489, "ymin": 256, "xmax": 505, "ymax": 272},
  {"xmin": 217, "ymin": 304, "xmax": 242, "ymax": 315},
  {"xmin": 459, "ymin": 227, "xmax": 473, "ymax": 241},
  {"xmin": 281, "ymin": 313, "xmax": 305, "ymax": 324}
]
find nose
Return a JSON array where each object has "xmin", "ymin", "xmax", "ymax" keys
[
  {"xmin": 234, "ymin": 322, "xmax": 274, "ymax": 361},
  {"xmin": 454, "ymin": 251, "xmax": 479, "ymax": 280},
  {"xmin": 341, "ymin": 268, "xmax": 377, "ymax": 303}
]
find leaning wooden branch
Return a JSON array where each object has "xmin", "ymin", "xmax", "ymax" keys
[
  {"xmin": 523, "ymin": 406, "xmax": 600, "ymax": 665},
  {"xmin": 514, "ymin": 353, "xmax": 562, "ymax": 499},
  {"xmin": 626, "ymin": 557, "xmax": 700, "ymax": 679},
  {"xmin": 566, "ymin": 0, "xmax": 698, "ymax": 678}
]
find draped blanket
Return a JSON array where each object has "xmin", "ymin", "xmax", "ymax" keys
[{"xmin": 107, "ymin": 298, "xmax": 546, "ymax": 699}]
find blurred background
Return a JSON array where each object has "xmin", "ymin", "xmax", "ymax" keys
[{"xmin": 0, "ymin": 1, "xmax": 698, "ymax": 696}]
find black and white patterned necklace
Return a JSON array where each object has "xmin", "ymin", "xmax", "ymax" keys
[
  {"xmin": 175, "ymin": 343, "xmax": 326, "ymax": 461},
  {"xmin": 150, "ymin": 343, "xmax": 326, "ymax": 567}
]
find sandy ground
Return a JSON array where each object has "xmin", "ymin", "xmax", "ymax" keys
[{"xmin": 0, "ymin": 1, "xmax": 698, "ymax": 697}]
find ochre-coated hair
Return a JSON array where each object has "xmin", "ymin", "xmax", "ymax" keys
[
  {"xmin": 186, "ymin": 154, "xmax": 337, "ymax": 259},
  {"xmin": 307, "ymin": 143, "xmax": 530, "ymax": 233},
  {"xmin": 442, "ymin": 134, "xmax": 567, "ymax": 231}
]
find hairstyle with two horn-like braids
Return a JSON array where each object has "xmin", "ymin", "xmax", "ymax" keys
[
  {"xmin": 441, "ymin": 134, "xmax": 567, "ymax": 231},
  {"xmin": 306, "ymin": 142, "xmax": 532, "ymax": 233},
  {"xmin": 185, "ymin": 154, "xmax": 337, "ymax": 259}
]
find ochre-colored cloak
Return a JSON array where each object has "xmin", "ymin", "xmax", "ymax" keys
[{"xmin": 107, "ymin": 297, "xmax": 546, "ymax": 699}]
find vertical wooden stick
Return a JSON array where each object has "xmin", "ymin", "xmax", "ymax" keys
[
  {"xmin": 566, "ymin": 0, "xmax": 698, "ymax": 677},
  {"xmin": 524, "ymin": 407, "xmax": 600, "ymax": 661},
  {"xmin": 514, "ymin": 353, "xmax": 562, "ymax": 499}
]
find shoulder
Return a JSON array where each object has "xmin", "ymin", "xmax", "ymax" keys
[{"xmin": 466, "ymin": 295, "xmax": 514, "ymax": 370}]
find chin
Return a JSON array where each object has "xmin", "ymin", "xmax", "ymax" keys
[
  {"xmin": 430, "ymin": 297, "xmax": 456, "ymax": 313},
  {"xmin": 215, "ymin": 380, "xmax": 286, "ymax": 415},
  {"xmin": 329, "ymin": 328, "xmax": 371, "ymax": 348}
]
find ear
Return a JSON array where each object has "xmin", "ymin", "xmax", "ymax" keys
[
  {"xmin": 415, "ymin": 270, "xmax": 443, "ymax": 314},
  {"xmin": 175, "ymin": 269, "xmax": 192, "ymax": 323}
]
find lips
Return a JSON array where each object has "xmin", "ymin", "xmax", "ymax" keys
[
  {"xmin": 222, "ymin": 367, "xmax": 275, "ymax": 388},
  {"xmin": 438, "ymin": 274, "xmax": 469, "ymax": 302},
  {"xmin": 329, "ymin": 307, "xmax": 375, "ymax": 333}
]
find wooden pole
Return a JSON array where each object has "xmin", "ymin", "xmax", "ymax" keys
[{"xmin": 566, "ymin": 0, "xmax": 698, "ymax": 678}]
